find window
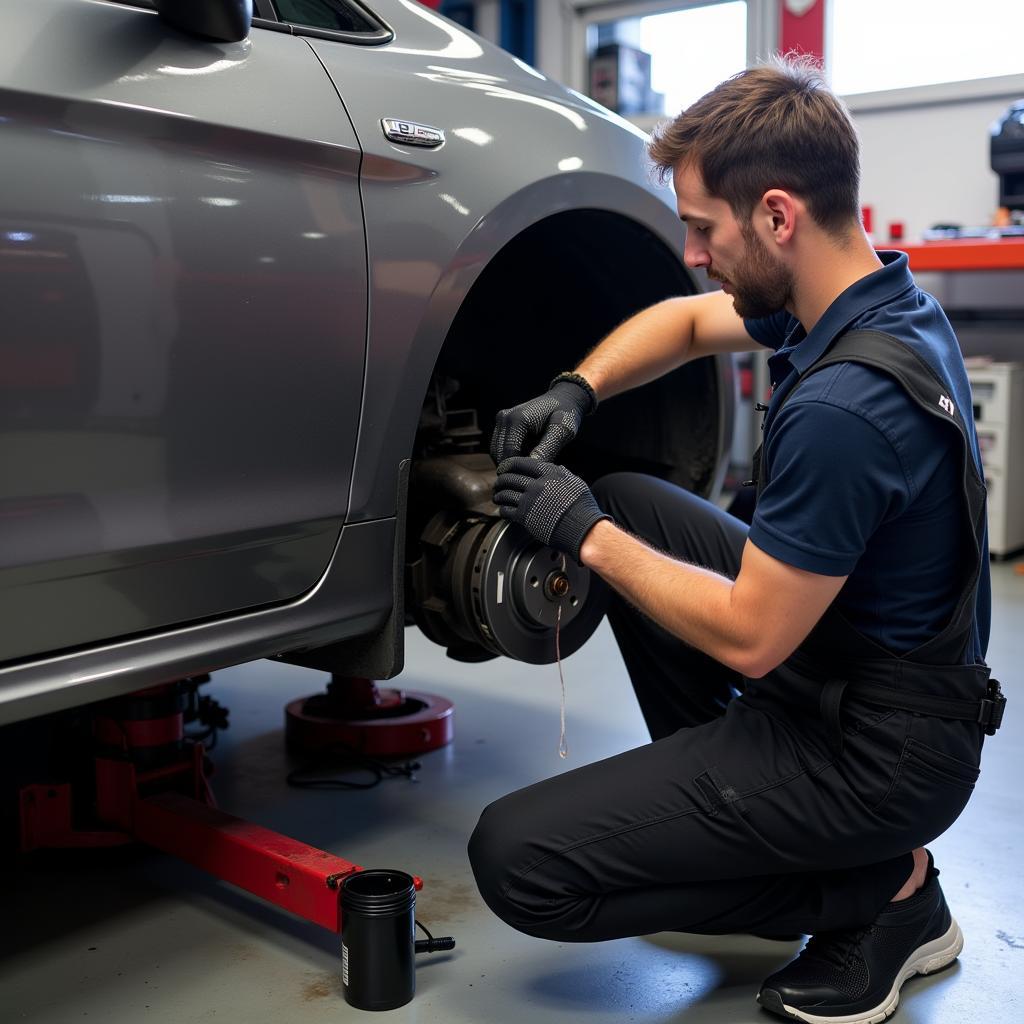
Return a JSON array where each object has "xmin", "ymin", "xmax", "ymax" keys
[
  {"xmin": 829, "ymin": 0, "xmax": 1024, "ymax": 96},
  {"xmin": 273, "ymin": 0, "xmax": 380, "ymax": 35},
  {"xmin": 110, "ymin": 0, "xmax": 391, "ymax": 41},
  {"xmin": 585, "ymin": 2, "xmax": 748, "ymax": 119}
]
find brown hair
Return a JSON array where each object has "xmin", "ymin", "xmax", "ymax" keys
[{"xmin": 648, "ymin": 54, "xmax": 861, "ymax": 235}]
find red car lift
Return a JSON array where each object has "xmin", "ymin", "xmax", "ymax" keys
[
  {"xmin": 18, "ymin": 679, "xmax": 438, "ymax": 934},
  {"xmin": 286, "ymin": 674, "xmax": 455, "ymax": 758}
]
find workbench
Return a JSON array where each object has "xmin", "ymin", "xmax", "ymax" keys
[{"xmin": 885, "ymin": 237, "xmax": 1024, "ymax": 272}]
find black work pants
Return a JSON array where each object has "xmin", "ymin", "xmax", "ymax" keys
[{"xmin": 468, "ymin": 473, "xmax": 982, "ymax": 942}]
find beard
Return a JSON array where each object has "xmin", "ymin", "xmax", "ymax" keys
[{"xmin": 714, "ymin": 222, "xmax": 794, "ymax": 320}]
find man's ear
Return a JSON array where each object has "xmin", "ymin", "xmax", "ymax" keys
[{"xmin": 760, "ymin": 189, "xmax": 798, "ymax": 245}]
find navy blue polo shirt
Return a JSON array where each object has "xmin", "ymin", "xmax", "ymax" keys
[{"xmin": 744, "ymin": 251, "xmax": 990, "ymax": 662}]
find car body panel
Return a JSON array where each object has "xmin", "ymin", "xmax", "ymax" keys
[
  {"xmin": 0, "ymin": 0, "xmax": 729, "ymax": 724},
  {"xmin": 0, "ymin": 0, "xmax": 368, "ymax": 662},
  {"xmin": 0, "ymin": 516, "xmax": 396, "ymax": 725},
  {"xmin": 306, "ymin": 0, "xmax": 697, "ymax": 522}
]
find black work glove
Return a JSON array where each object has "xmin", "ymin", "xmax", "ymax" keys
[
  {"xmin": 490, "ymin": 374, "xmax": 597, "ymax": 466},
  {"xmin": 494, "ymin": 457, "xmax": 611, "ymax": 562}
]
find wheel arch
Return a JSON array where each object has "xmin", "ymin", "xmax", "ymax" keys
[
  {"xmin": 349, "ymin": 171, "xmax": 735, "ymax": 523},
  {"xmin": 285, "ymin": 177, "xmax": 736, "ymax": 678}
]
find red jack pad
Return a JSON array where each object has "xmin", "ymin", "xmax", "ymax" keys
[{"xmin": 285, "ymin": 677, "xmax": 454, "ymax": 758}]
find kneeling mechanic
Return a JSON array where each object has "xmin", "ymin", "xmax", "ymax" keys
[{"xmin": 468, "ymin": 56, "xmax": 1005, "ymax": 1024}]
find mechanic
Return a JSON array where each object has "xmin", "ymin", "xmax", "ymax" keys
[{"xmin": 467, "ymin": 56, "xmax": 1005, "ymax": 1024}]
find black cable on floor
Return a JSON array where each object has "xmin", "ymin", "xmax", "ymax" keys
[
  {"xmin": 415, "ymin": 918, "xmax": 456, "ymax": 954},
  {"xmin": 286, "ymin": 741, "xmax": 421, "ymax": 791}
]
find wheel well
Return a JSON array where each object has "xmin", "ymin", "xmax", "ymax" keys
[{"xmin": 416, "ymin": 209, "xmax": 730, "ymax": 496}]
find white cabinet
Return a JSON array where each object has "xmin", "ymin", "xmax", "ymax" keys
[{"xmin": 968, "ymin": 361, "xmax": 1024, "ymax": 557}]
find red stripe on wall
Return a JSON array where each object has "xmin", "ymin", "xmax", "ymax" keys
[{"xmin": 780, "ymin": 0, "xmax": 825, "ymax": 61}]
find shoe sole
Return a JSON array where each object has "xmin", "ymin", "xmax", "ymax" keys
[{"xmin": 756, "ymin": 917, "xmax": 963, "ymax": 1024}]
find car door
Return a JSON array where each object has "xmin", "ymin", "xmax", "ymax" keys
[{"xmin": 0, "ymin": 0, "xmax": 367, "ymax": 663}]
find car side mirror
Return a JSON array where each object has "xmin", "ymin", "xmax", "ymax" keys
[{"xmin": 157, "ymin": 0, "xmax": 252, "ymax": 43}]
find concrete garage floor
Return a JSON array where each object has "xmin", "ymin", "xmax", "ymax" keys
[{"xmin": 1, "ymin": 561, "xmax": 1021, "ymax": 1024}]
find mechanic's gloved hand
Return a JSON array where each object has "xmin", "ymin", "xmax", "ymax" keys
[
  {"xmin": 490, "ymin": 373, "xmax": 597, "ymax": 466},
  {"xmin": 494, "ymin": 457, "xmax": 611, "ymax": 562}
]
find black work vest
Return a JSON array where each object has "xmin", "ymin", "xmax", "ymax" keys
[{"xmin": 749, "ymin": 330, "xmax": 1004, "ymax": 749}]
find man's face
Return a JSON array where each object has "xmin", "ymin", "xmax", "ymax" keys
[{"xmin": 673, "ymin": 162, "xmax": 794, "ymax": 319}]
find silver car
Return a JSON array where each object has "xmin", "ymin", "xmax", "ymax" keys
[{"xmin": 0, "ymin": 0, "xmax": 732, "ymax": 725}]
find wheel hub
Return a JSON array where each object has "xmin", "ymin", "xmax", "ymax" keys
[{"xmin": 410, "ymin": 512, "xmax": 608, "ymax": 664}]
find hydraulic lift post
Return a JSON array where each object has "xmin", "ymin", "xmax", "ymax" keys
[{"xmin": 18, "ymin": 680, "xmax": 424, "ymax": 935}]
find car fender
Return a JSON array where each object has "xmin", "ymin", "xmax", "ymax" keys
[{"xmin": 351, "ymin": 167, "xmax": 691, "ymax": 521}]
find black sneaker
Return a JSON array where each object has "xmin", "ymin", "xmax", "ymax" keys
[{"xmin": 757, "ymin": 854, "xmax": 962, "ymax": 1023}]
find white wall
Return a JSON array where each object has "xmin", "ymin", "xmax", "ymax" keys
[
  {"xmin": 536, "ymin": 0, "xmax": 574, "ymax": 89},
  {"xmin": 473, "ymin": 0, "xmax": 500, "ymax": 46},
  {"xmin": 853, "ymin": 91, "xmax": 1021, "ymax": 244},
  {"xmin": 487, "ymin": 2, "xmax": 1022, "ymax": 243}
]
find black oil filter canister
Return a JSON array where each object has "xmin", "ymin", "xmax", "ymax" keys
[{"xmin": 341, "ymin": 869, "xmax": 417, "ymax": 1011}]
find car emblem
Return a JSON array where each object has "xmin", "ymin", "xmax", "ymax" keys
[{"xmin": 381, "ymin": 118, "xmax": 445, "ymax": 147}]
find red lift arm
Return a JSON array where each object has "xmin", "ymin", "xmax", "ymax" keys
[{"xmin": 18, "ymin": 682, "xmax": 423, "ymax": 934}]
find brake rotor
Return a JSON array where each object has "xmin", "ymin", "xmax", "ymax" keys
[{"xmin": 411, "ymin": 512, "xmax": 608, "ymax": 665}]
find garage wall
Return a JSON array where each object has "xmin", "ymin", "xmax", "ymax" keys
[
  {"xmin": 473, "ymin": 0, "xmax": 501, "ymax": 45},
  {"xmin": 536, "ymin": 0, "xmax": 573, "ymax": 90},
  {"xmin": 472, "ymin": 1, "xmax": 1023, "ymax": 244},
  {"xmin": 851, "ymin": 87, "xmax": 1022, "ymax": 244}
]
